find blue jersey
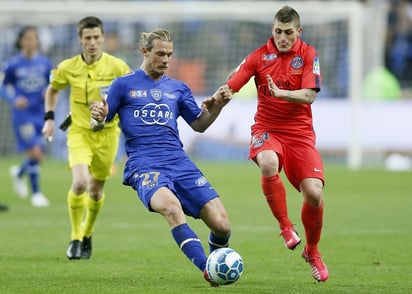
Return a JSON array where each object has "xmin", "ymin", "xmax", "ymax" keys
[
  {"xmin": 106, "ymin": 69, "xmax": 202, "ymax": 178},
  {"xmin": 106, "ymin": 69, "xmax": 218, "ymax": 217},
  {"xmin": 2, "ymin": 52, "xmax": 53, "ymax": 122},
  {"xmin": 1, "ymin": 52, "xmax": 53, "ymax": 152}
]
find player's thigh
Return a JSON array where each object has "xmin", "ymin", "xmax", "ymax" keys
[
  {"xmin": 71, "ymin": 164, "xmax": 91, "ymax": 187},
  {"xmin": 130, "ymin": 166, "xmax": 175, "ymax": 211},
  {"xmin": 67, "ymin": 131, "xmax": 93, "ymax": 168},
  {"xmin": 249, "ymin": 131, "xmax": 283, "ymax": 169},
  {"xmin": 150, "ymin": 187, "xmax": 186, "ymax": 222}
]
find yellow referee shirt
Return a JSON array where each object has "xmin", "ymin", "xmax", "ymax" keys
[{"xmin": 50, "ymin": 52, "xmax": 130, "ymax": 130}]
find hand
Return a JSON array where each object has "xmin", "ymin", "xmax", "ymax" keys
[
  {"xmin": 14, "ymin": 96, "xmax": 29, "ymax": 109},
  {"xmin": 90, "ymin": 98, "xmax": 108, "ymax": 122},
  {"xmin": 266, "ymin": 74, "xmax": 280, "ymax": 97},
  {"xmin": 42, "ymin": 119, "xmax": 55, "ymax": 142},
  {"xmin": 201, "ymin": 86, "xmax": 232, "ymax": 111}
]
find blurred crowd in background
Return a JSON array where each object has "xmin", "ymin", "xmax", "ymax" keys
[
  {"xmin": 0, "ymin": 0, "xmax": 411, "ymax": 159},
  {"xmin": 0, "ymin": 0, "xmax": 411, "ymax": 98},
  {"xmin": 385, "ymin": 0, "xmax": 412, "ymax": 90}
]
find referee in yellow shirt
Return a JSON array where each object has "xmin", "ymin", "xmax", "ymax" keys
[{"xmin": 42, "ymin": 16, "xmax": 130, "ymax": 259}]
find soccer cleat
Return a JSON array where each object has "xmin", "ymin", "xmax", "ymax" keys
[
  {"xmin": 81, "ymin": 236, "xmax": 92, "ymax": 259},
  {"xmin": 9, "ymin": 165, "xmax": 28, "ymax": 199},
  {"xmin": 203, "ymin": 270, "xmax": 219, "ymax": 287},
  {"xmin": 66, "ymin": 240, "xmax": 82, "ymax": 260},
  {"xmin": 280, "ymin": 227, "xmax": 301, "ymax": 250},
  {"xmin": 302, "ymin": 247, "xmax": 329, "ymax": 282},
  {"xmin": 0, "ymin": 204, "xmax": 8, "ymax": 211},
  {"xmin": 31, "ymin": 192, "xmax": 50, "ymax": 207}
]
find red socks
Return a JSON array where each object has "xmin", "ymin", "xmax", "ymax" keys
[
  {"xmin": 301, "ymin": 201, "xmax": 324, "ymax": 255},
  {"xmin": 261, "ymin": 174, "xmax": 292, "ymax": 230}
]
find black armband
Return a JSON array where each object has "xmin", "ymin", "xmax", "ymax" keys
[{"xmin": 44, "ymin": 111, "xmax": 55, "ymax": 121}]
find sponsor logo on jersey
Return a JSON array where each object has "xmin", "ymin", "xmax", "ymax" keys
[
  {"xmin": 134, "ymin": 103, "xmax": 174, "ymax": 125},
  {"xmin": 291, "ymin": 56, "xmax": 303, "ymax": 69},
  {"xmin": 164, "ymin": 93, "xmax": 176, "ymax": 99},
  {"xmin": 195, "ymin": 176, "xmax": 208, "ymax": 187},
  {"xmin": 312, "ymin": 57, "xmax": 320, "ymax": 75},
  {"xmin": 130, "ymin": 90, "xmax": 147, "ymax": 98},
  {"xmin": 263, "ymin": 53, "xmax": 277, "ymax": 61}
]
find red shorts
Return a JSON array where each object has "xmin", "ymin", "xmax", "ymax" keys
[{"xmin": 248, "ymin": 130, "xmax": 324, "ymax": 191}]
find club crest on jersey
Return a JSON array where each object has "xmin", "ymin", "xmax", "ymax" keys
[
  {"xmin": 312, "ymin": 57, "xmax": 320, "ymax": 75},
  {"xmin": 291, "ymin": 56, "xmax": 303, "ymax": 69},
  {"xmin": 151, "ymin": 89, "xmax": 162, "ymax": 101}
]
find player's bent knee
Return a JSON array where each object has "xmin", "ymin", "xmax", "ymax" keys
[
  {"xmin": 211, "ymin": 217, "xmax": 231, "ymax": 236},
  {"xmin": 71, "ymin": 182, "xmax": 88, "ymax": 195}
]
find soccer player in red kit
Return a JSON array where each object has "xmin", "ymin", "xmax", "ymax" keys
[{"xmin": 223, "ymin": 5, "xmax": 328, "ymax": 282}]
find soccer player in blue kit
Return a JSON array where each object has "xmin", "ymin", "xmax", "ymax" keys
[
  {"xmin": 1, "ymin": 26, "xmax": 52, "ymax": 207},
  {"xmin": 91, "ymin": 29, "xmax": 233, "ymax": 286}
]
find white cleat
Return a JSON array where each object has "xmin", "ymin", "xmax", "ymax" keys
[
  {"xmin": 9, "ymin": 165, "xmax": 28, "ymax": 199},
  {"xmin": 31, "ymin": 192, "xmax": 50, "ymax": 207}
]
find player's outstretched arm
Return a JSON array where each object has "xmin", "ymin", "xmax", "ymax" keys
[{"xmin": 191, "ymin": 87, "xmax": 232, "ymax": 133}]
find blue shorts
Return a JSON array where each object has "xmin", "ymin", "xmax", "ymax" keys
[
  {"xmin": 127, "ymin": 157, "xmax": 219, "ymax": 218},
  {"xmin": 12, "ymin": 118, "xmax": 45, "ymax": 152}
]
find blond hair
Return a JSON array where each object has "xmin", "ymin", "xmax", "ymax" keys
[{"xmin": 138, "ymin": 29, "xmax": 173, "ymax": 52}]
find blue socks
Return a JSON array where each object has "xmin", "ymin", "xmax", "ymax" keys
[
  {"xmin": 27, "ymin": 159, "xmax": 40, "ymax": 194},
  {"xmin": 172, "ymin": 223, "xmax": 207, "ymax": 271},
  {"xmin": 208, "ymin": 231, "xmax": 231, "ymax": 252}
]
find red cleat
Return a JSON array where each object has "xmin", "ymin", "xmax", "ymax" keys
[
  {"xmin": 280, "ymin": 227, "xmax": 301, "ymax": 250},
  {"xmin": 302, "ymin": 247, "xmax": 329, "ymax": 282},
  {"xmin": 203, "ymin": 270, "xmax": 219, "ymax": 287}
]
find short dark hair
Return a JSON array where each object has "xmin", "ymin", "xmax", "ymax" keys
[
  {"xmin": 274, "ymin": 6, "xmax": 301, "ymax": 28},
  {"xmin": 77, "ymin": 16, "xmax": 104, "ymax": 37},
  {"xmin": 15, "ymin": 26, "xmax": 37, "ymax": 50}
]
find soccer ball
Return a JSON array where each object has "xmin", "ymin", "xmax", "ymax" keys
[{"xmin": 205, "ymin": 247, "xmax": 244, "ymax": 285}]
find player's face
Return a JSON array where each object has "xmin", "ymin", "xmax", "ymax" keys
[
  {"xmin": 79, "ymin": 27, "xmax": 104, "ymax": 63},
  {"xmin": 144, "ymin": 39, "xmax": 173, "ymax": 80},
  {"xmin": 272, "ymin": 21, "xmax": 302, "ymax": 53},
  {"xmin": 20, "ymin": 29, "xmax": 39, "ymax": 55}
]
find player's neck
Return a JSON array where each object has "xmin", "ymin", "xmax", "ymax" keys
[
  {"xmin": 81, "ymin": 52, "xmax": 102, "ymax": 65},
  {"xmin": 22, "ymin": 49, "xmax": 37, "ymax": 59},
  {"xmin": 140, "ymin": 66, "xmax": 163, "ymax": 81}
]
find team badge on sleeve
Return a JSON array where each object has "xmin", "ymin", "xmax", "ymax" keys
[{"xmin": 312, "ymin": 57, "xmax": 320, "ymax": 75}]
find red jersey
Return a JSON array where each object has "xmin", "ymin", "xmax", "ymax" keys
[{"xmin": 227, "ymin": 37, "xmax": 321, "ymax": 136}]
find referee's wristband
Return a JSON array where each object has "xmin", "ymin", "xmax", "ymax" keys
[{"xmin": 44, "ymin": 111, "xmax": 55, "ymax": 121}]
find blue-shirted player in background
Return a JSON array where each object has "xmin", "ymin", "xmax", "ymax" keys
[
  {"xmin": 1, "ymin": 26, "xmax": 52, "ymax": 207},
  {"xmin": 91, "ymin": 29, "xmax": 233, "ymax": 286}
]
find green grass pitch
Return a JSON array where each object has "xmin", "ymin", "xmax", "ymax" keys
[{"xmin": 0, "ymin": 157, "xmax": 411, "ymax": 293}]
